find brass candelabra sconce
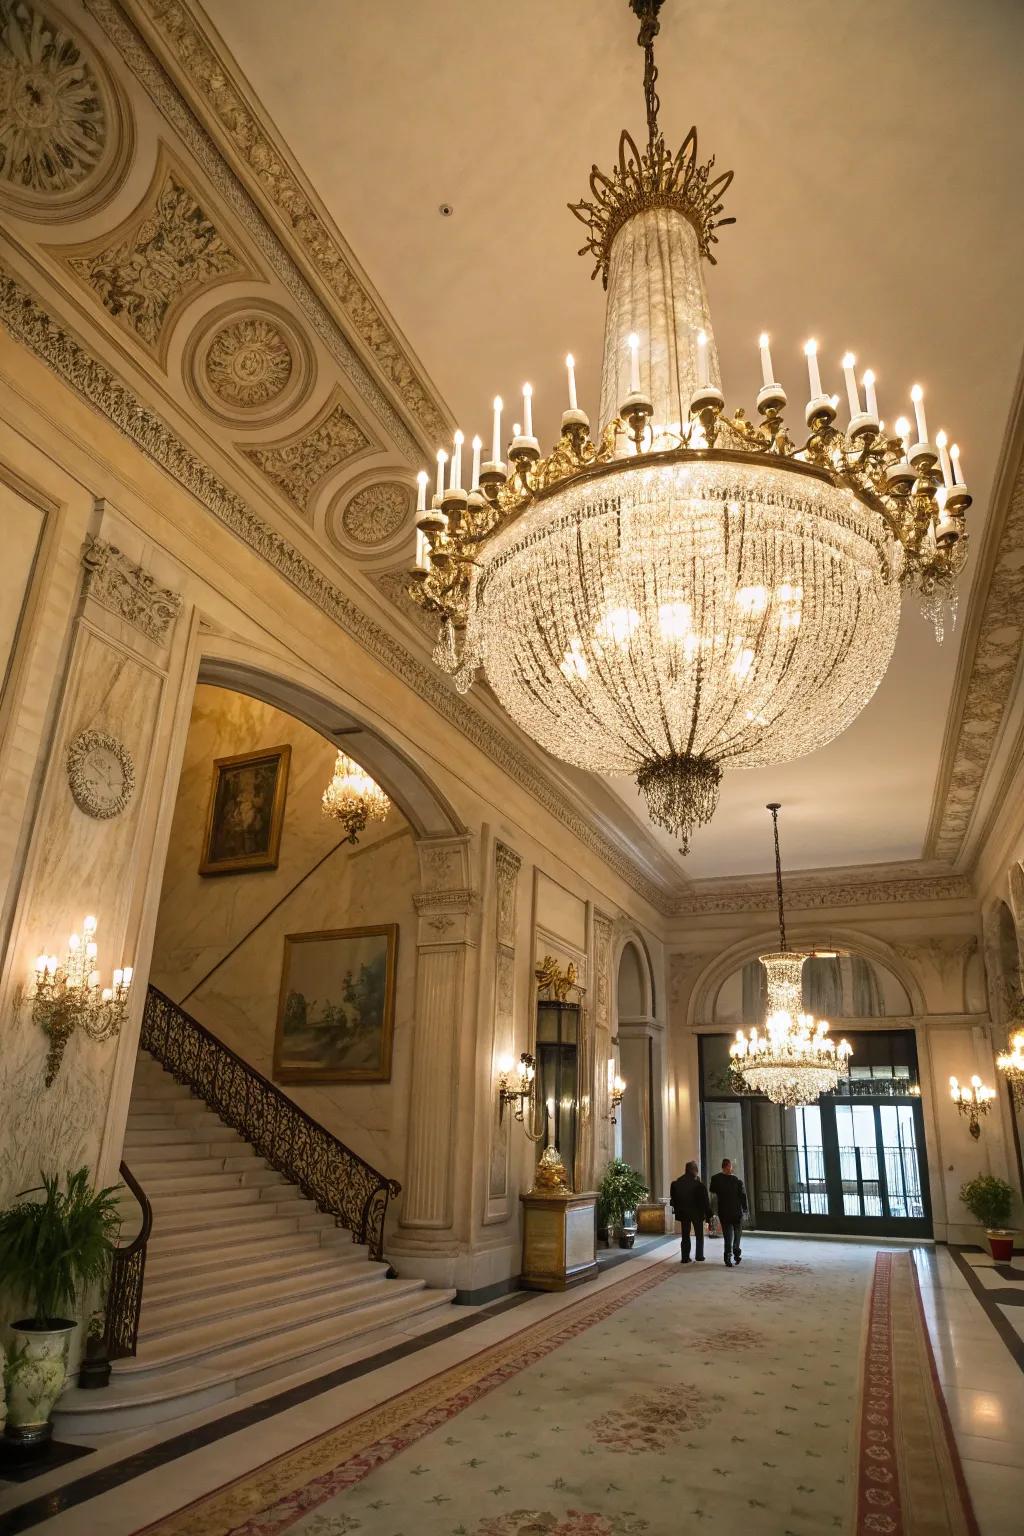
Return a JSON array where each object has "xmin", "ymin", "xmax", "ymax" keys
[
  {"xmin": 997, "ymin": 1030, "xmax": 1024, "ymax": 1109},
  {"xmin": 497, "ymin": 1052, "xmax": 546, "ymax": 1142},
  {"xmin": 609, "ymin": 1074, "xmax": 627, "ymax": 1125},
  {"xmin": 29, "ymin": 915, "xmax": 133, "ymax": 1086},
  {"xmin": 949, "ymin": 1074, "xmax": 995, "ymax": 1140}
]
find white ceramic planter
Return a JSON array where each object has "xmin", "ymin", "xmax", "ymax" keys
[{"xmin": 4, "ymin": 1321, "xmax": 74, "ymax": 1444}]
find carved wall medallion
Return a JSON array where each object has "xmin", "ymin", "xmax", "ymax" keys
[
  {"xmin": 59, "ymin": 145, "xmax": 252, "ymax": 364},
  {"xmin": 183, "ymin": 300, "xmax": 315, "ymax": 427},
  {"xmin": 66, "ymin": 727, "xmax": 134, "ymax": 818},
  {"xmin": 0, "ymin": 0, "xmax": 132, "ymax": 218},
  {"xmin": 81, "ymin": 532, "xmax": 182, "ymax": 644},
  {"xmin": 336, "ymin": 481, "xmax": 412, "ymax": 548},
  {"xmin": 242, "ymin": 386, "xmax": 375, "ymax": 521}
]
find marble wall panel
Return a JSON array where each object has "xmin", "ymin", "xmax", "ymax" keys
[{"xmin": 0, "ymin": 478, "xmax": 45, "ymax": 708}]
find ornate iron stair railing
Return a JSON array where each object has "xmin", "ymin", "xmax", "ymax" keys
[
  {"xmin": 103, "ymin": 1160, "xmax": 152, "ymax": 1362},
  {"xmin": 142, "ymin": 987, "xmax": 401, "ymax": 1261}
]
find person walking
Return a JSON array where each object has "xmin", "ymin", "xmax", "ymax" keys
[
  {"xmin": 709, "ymin": 1157, "xmax": 748, "ymax": 1267},
  {"xmin": 669, "ymin": 1159, "xmax": 712, "ymax": 1264}
]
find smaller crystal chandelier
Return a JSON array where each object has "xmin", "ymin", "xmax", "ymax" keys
[
  {"xmin": 949, "ymin": 1075, "xmax": 996, "ymax": 1139},
  {"xmin": 321, "ymin": 751, "xmax": 390, "ymax": 843},
  {"xmin": 729, "ymin": 805, "xmax": 852, "ymax": 1107},
  {"xmin": 30, "ymin": 915, "xmax": 133, "ymax": 1086},
  {"xmin": 997, "ymin": 1029, "xmax": 1024, "ymax": 1109}
]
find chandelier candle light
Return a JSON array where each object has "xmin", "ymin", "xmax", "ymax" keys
[
  {"xmin": 729, "ymin": 805, "xmax": 852, "ymax": 1107},
  {"xmin": 949, "ymin": 1074, "xmax": 996, "ymax": 1139},
  {"xmin": 30, "ymin": 915, "xmax": 132, "ymax": 1086},
  {"xmin": 407, "ymin": 0, "xmax": 973, "ymax": 853},
  {"xmin": 321, "ymin": 750, "xmax": 390, "ymax": 843},
  {"xmin": 996, "ymin": 1028, "xmax": 1024, "ymax": 1109}
]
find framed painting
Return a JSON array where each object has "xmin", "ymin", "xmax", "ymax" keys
[
  {"xmin": 273, "ymin": 924, "xmax": 398, "ymax": 1083},
  {"xmin": 199, "ymin": 744, "xmax": 290, "ymax": 876}
]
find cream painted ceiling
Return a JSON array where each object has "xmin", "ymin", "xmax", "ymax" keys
[{"xmin": 201, "ymin": 0, "xmax": 1024, "ymax": 878}]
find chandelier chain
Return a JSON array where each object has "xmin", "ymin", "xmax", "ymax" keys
[
  {"xmin": 631, "ymin": 0, "xmax": 665, "ymax": 154},
  {"xmin": 768, "ymin": 801, "xmax": 787, "ymax": 951}
]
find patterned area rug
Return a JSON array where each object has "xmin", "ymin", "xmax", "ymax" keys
[{"xmin": 134, "ymin": 1248, "xmax": 977, "ymax": 1536}]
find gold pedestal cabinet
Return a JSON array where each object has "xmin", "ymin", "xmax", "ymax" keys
[{"xmin": 520, "ymin": 1191, "xmax": 599, "ymax": 1291}]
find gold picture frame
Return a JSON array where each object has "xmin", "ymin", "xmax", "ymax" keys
[
  {"xmin": 199, "ymin": 744, "xmax": 291, "ymax": 876},
  {"xmin": 273, "ymin": 925, "xmax": 398, "ymax": 1084}
]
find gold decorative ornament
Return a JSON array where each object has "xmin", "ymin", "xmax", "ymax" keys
[
  {"xmin": 996, "ymin": 1026, "xmax": 1024, "ymax": 1109},
  {"xmin": 532, "ymin": 1143, "xmax": 571, "ymax": 1194},
  {"xmin": 729, "ymin": 806, "xmax": 853, "ymax": 1107},
  {"xmin": 408, "ymin": 0, "xmax": 973, "ymax": 854},
  {"xmin": 497, "ymin": 1051, "xmax": 537, "ymax": 1126},
  {"xmin": 949, "ymin": 1074, "xmax": 996, "ymax": 1139},
  {"xmin": 535, "ymin": 955, "xmax": 582, "ymax": 1002},
  {"xmin": 321, "ymin": 750, "xmax": 390, "ymax": 843},
  {"xmin": 29, "ymin": 915, "xmax": 132, "ymax": 1085},
  {"xmin": 609, "ymin": 1074, "xmax": 626, "ymax": 1124}
]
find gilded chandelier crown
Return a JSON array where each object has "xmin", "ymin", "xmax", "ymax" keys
[{"xmin": 570, "ymin": 125, "xmax": 735, "ymax": 286}]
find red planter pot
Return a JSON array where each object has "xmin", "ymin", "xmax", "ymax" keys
[{"xmin": 987, "ymin": 1230, "xmax": 1015, "ymax": 1262}]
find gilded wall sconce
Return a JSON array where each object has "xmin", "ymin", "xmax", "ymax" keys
[
  {"xmin": 497, "ymin": 1051, "xmax": 547, "ymax": 1141},
  {"xmin": 30, "ymin": 916, "xmax": 133, "ymax": 1085},
  {"xmin": 949, "ymin": 1074, "xmax": 995, "ymax": 1140},
  {"xmin": 996, "ymin": 1030, "xmax": 1024, "ymax": 1110},
  {"xmin": 609, "ymin": 1074, "xmax": 626, "ymax": 1125}
]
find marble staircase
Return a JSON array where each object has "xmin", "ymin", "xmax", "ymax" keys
[{"xmin": 54, "ymin": 1051, "xmax": 454, "ymax": 1435}]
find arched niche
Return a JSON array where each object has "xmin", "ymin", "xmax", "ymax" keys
[
  {"xmin": 712, "ymin": 950, "xmax": 912, "ymax": 1028},
  {"xmin": 198, "ymin": 653, "xmax": 463, "ymax": 839},
  {"xmin": 613, "ymin": 932, "xmax": 660, "ymax": 1193},
  {"xmin": 617, "ymin": 940, "xmax": 649, "ymax": 1019},
  {"xmin": 996, "ymin": 899, "xmax": 1021, "ymax": 1006}
]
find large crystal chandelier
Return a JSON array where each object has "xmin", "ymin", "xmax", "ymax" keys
[
  {"xmin": 408, "ymin": 0, "xmax": 972, "ymax": 852},
  {"xmin": 322, "ymin": 751, "xmax": 390, "ymax": 843},
  {"xmin": 729, "ymin": 805, "xmax": 852, "ymax": 1107}
]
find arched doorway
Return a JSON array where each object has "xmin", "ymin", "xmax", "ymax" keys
[
  {"xmin": 615, "ymin": 936, "xmax": 660, "ymax": 1192},
  {"xmin": 700, "ymin": 947, "xmax": 931, "ymax": 1238}
]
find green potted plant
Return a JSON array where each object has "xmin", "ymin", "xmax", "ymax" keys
[
  {"xmin": 597, "ymin": 1158, "xmax": 649, "ymax": 1249},
  {"xmin": 959, "ymin": 1173, "xmax": 1016, "ymax": 1261},
  {"xmin": 0, "ymin": 1168, "xmax": 121, "ymax": 1445}
]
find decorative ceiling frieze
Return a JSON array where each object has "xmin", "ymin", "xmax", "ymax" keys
[
  {"xmin": 56, "ymin": 142, "xmax": 254, "ymax": 364},
  {"xmin": 0, "ymin": 259, "xmax": 670, "ymax": 917},
  {"xmin": 925, "ymin": 391, "xmax": 1024, "ymax": 862},
  {"xmin": 85, "ymin": 0, "xmax": 446, "ymax": 458},
  {"xmin": 0, "ymin": 0, "xmax": 134, "ymax": 218},
  {"xmin": 241, "ymin": 385, "xmax": 375, "ymax": 522},
  {"xmin": 339, "ymin": 481, "xmax": 412, "ymax": 548},
  {"xmin": 668, "ymin": 871, "xmax": 973, "ymax": 918}
]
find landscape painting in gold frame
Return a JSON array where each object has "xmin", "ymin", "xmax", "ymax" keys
[
  {"xmin": 273, "ymin": 924, "xmax": 398, "ymax": 1084},
  {"xmin": 199, "ymin": 744, "xmax": 290, "ymax": 876}
]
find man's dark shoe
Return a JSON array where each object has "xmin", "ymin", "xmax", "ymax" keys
[
  {"xmin": 695, "ymin": 1256, "xmax": 705, "ymax": 1262},
  {"xmin": 680, "ymin": 1256, "xmax": 692, "ymax": 1264},
  {"xmin": 725, "ymin": 1260, "xmax": 733, "ymax": 1267},
  {"xmin": 735, "ymin": 1255, "xmax": 742, "ymax": 1264}
]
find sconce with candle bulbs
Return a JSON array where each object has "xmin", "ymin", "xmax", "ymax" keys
[
  {"xmin": 949, "ymin": 1075, "xmax": 995, "ymax": 1140},
  {"xmin": 497, "ymin": 1052, "xmax": 545, "ymax": 1140},
  {"xmin": 29, "ymin": 915, "xmax": 133, "ymax": 1086},
  {"xmin": 609, "ymin": 1075, "xmax": 626, "ymax": 1125}
]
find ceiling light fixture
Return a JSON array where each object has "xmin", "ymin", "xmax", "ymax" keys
[
  {"xmin": 322, "ymin": 751, "xmax": 390, "ymax": 843},
  {"xmin": 409, "ymin": 0, "xmax": 972, "ymax": 852},
  {"xmin": 729, "ymin": 805, "xmax": 852, "ymax": 1107}
]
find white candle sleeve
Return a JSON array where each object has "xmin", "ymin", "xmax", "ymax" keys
[
  {"xmin": 523, "ymin": 385, "xmax": 533, "ymax": 439},
  {"xmin": 911, "ymin": 386, "xmax": 928, "ymax": 444},
  {"xmin": 471, "ymin": 436, "xmax": 482, "ymax": 488},
  {"xmin": 863, "ymin": 370, "xmax": 878, "ymax": 419},
  {"xmin": 491, "ymin": 397, "xmax": 502, "ymax": 463},
  {"xmin": 758, "ymin": 333, "xmax": 773, "ymax": 388},
  {"xmin": 566, "ymin": 354, "xmax": 578, "ymax": 412},
  {"xmin": 841, "ymin": 354, "xmax": 860, "ymax": 418},
  {"xmin": 805, "ymin": 341, "xmax": 822, "ymax": 401}
]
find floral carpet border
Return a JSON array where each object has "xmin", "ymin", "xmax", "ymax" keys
[
  {"xmin": 133, "ymin": 1257, "xmax": 676, "ymax": 1536},
  {"xmin": 856, "ymin": 1252, "xmax": 980, "ymax": 1536}
]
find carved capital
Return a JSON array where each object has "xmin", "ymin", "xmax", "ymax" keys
[
  {"xmin": 82, "ymin": 532, "xmax": 182, "ymax": 644},
  {"xmin": 494, "ymin": 842, "xmax": 521, "ymax": 949}
]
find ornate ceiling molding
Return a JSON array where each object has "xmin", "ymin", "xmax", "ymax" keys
[
  {"xmin": 81, "ymin": 529, "xmax": 182, "ymax": 642},
  {"xmin": 240, "ymin": 384, "xmax": 376, "ymax": 522},
  {"xmin": 925, "ymin": 360, "xmax": 1024, "ymax": 862},
  {"xmin": 0, "ymin": 0, "xmax": 135, "ymax": 221},
  {"xmin": 0, "ymin": 258, "xmax": 669, "ymax": 916},
  {"xmin": 85, "ymin": 0, "xmax": 446, "ymax": 456},
  {"xmin": 668, "ymin": 871, "xmax": 974, "ymax": 918},
  {"xmin": 55, "ymin": 140, "xmax": 254, "ymax": 366},
  {"xmin": 337, "ymin": 480, "xmax": 412, "ymax": 549},
  {"xmin": 183, "ymin": 298, "xmax": 315, "ymax": 427}
]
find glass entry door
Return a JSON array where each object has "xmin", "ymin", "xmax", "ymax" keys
[{"xmin": 750, "ymin": 1096, "xmax": 929, "ymax": 1236}]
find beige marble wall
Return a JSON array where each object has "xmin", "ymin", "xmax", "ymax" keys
[{"xmin": 150, "ymin": 686, "xmax": 417, "ymax": 1180}]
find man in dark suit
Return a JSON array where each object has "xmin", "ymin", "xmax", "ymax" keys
[
  {"xmin": 709, "ymin": 1158, "xmax": 748, "ymax": 1267},
  {"xmin": 669, "ymin": 1160, "xmax": 712, "ymax": 1264}
]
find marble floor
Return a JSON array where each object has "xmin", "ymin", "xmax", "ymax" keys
[{"xmin": 0, "ymin": 1237, "xmax": 1021, "ymax": 1535}]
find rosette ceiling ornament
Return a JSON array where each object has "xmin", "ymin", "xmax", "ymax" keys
[{"xmin": 408, "ymin": 0, "xmax": 973, "ymax": 852}]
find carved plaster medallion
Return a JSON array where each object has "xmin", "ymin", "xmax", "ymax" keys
[
  {"xmin": 184, "ymin": 301, "xmax": 314, "ymax": 427},
  {"xmin": 66, "ymin": 728, "xmax": 134, "ymax": 818},
  {"xmin": 81, "ymin": 532, "xmax": 182, "ymax": 644},
  {"xmin": 0, "ymin": 0, "xmax": 132, "ymax": 218},
  {"xmin": 59, "ymin": 146, "xmax": 252, "ymax": 365},
  {"xmin": 337, "ymin": 481, "xmax": 412, "ymax": 548}
]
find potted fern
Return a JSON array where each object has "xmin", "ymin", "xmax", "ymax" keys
[
  {"xmin": 0, "ymin": 1168, "xmax": 121, "ymax": 1445},
  {"xmin": 959, "ymin": 1174, "xmax": 1016, "ymax": 1261},
  {"xmin": 597, "ymin": 1158, "xmax": 649, "ymax": 1249}
]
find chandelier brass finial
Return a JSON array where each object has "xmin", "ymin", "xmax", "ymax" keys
[{"xmin": 569, "ymin": 1, "xmax": 734, "ymax": 283}]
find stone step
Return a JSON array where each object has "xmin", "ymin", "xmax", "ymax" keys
[
  {"xmin": 129, "ymin": 1166, "xmax": 287, "ymax": 1197},
  {"xmin": 53, "ymin": 1287, "xmax": 457, "ymax": 1435},
  {"xmin": 140, "ymin": 1255, "xmax": 389, "ymax": 1337},
  {"xmin": 118, "ymin": 1275, "xmax": 439, "ymax": 1375},
  {"xmin": 126, "ymin": 1108, "xmax": 234, "ymax": 1133},
  {"xmin": 126, "ymin": 1147, "xmax": 260, "ymax": 1172},
  {"xmin": 146, "ymin": 1203, "xmax": 331, "ymax": 1247},
  {"xmin": 142, "ymin": 1237, "xmax": 369, "ymax": 1301}
]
